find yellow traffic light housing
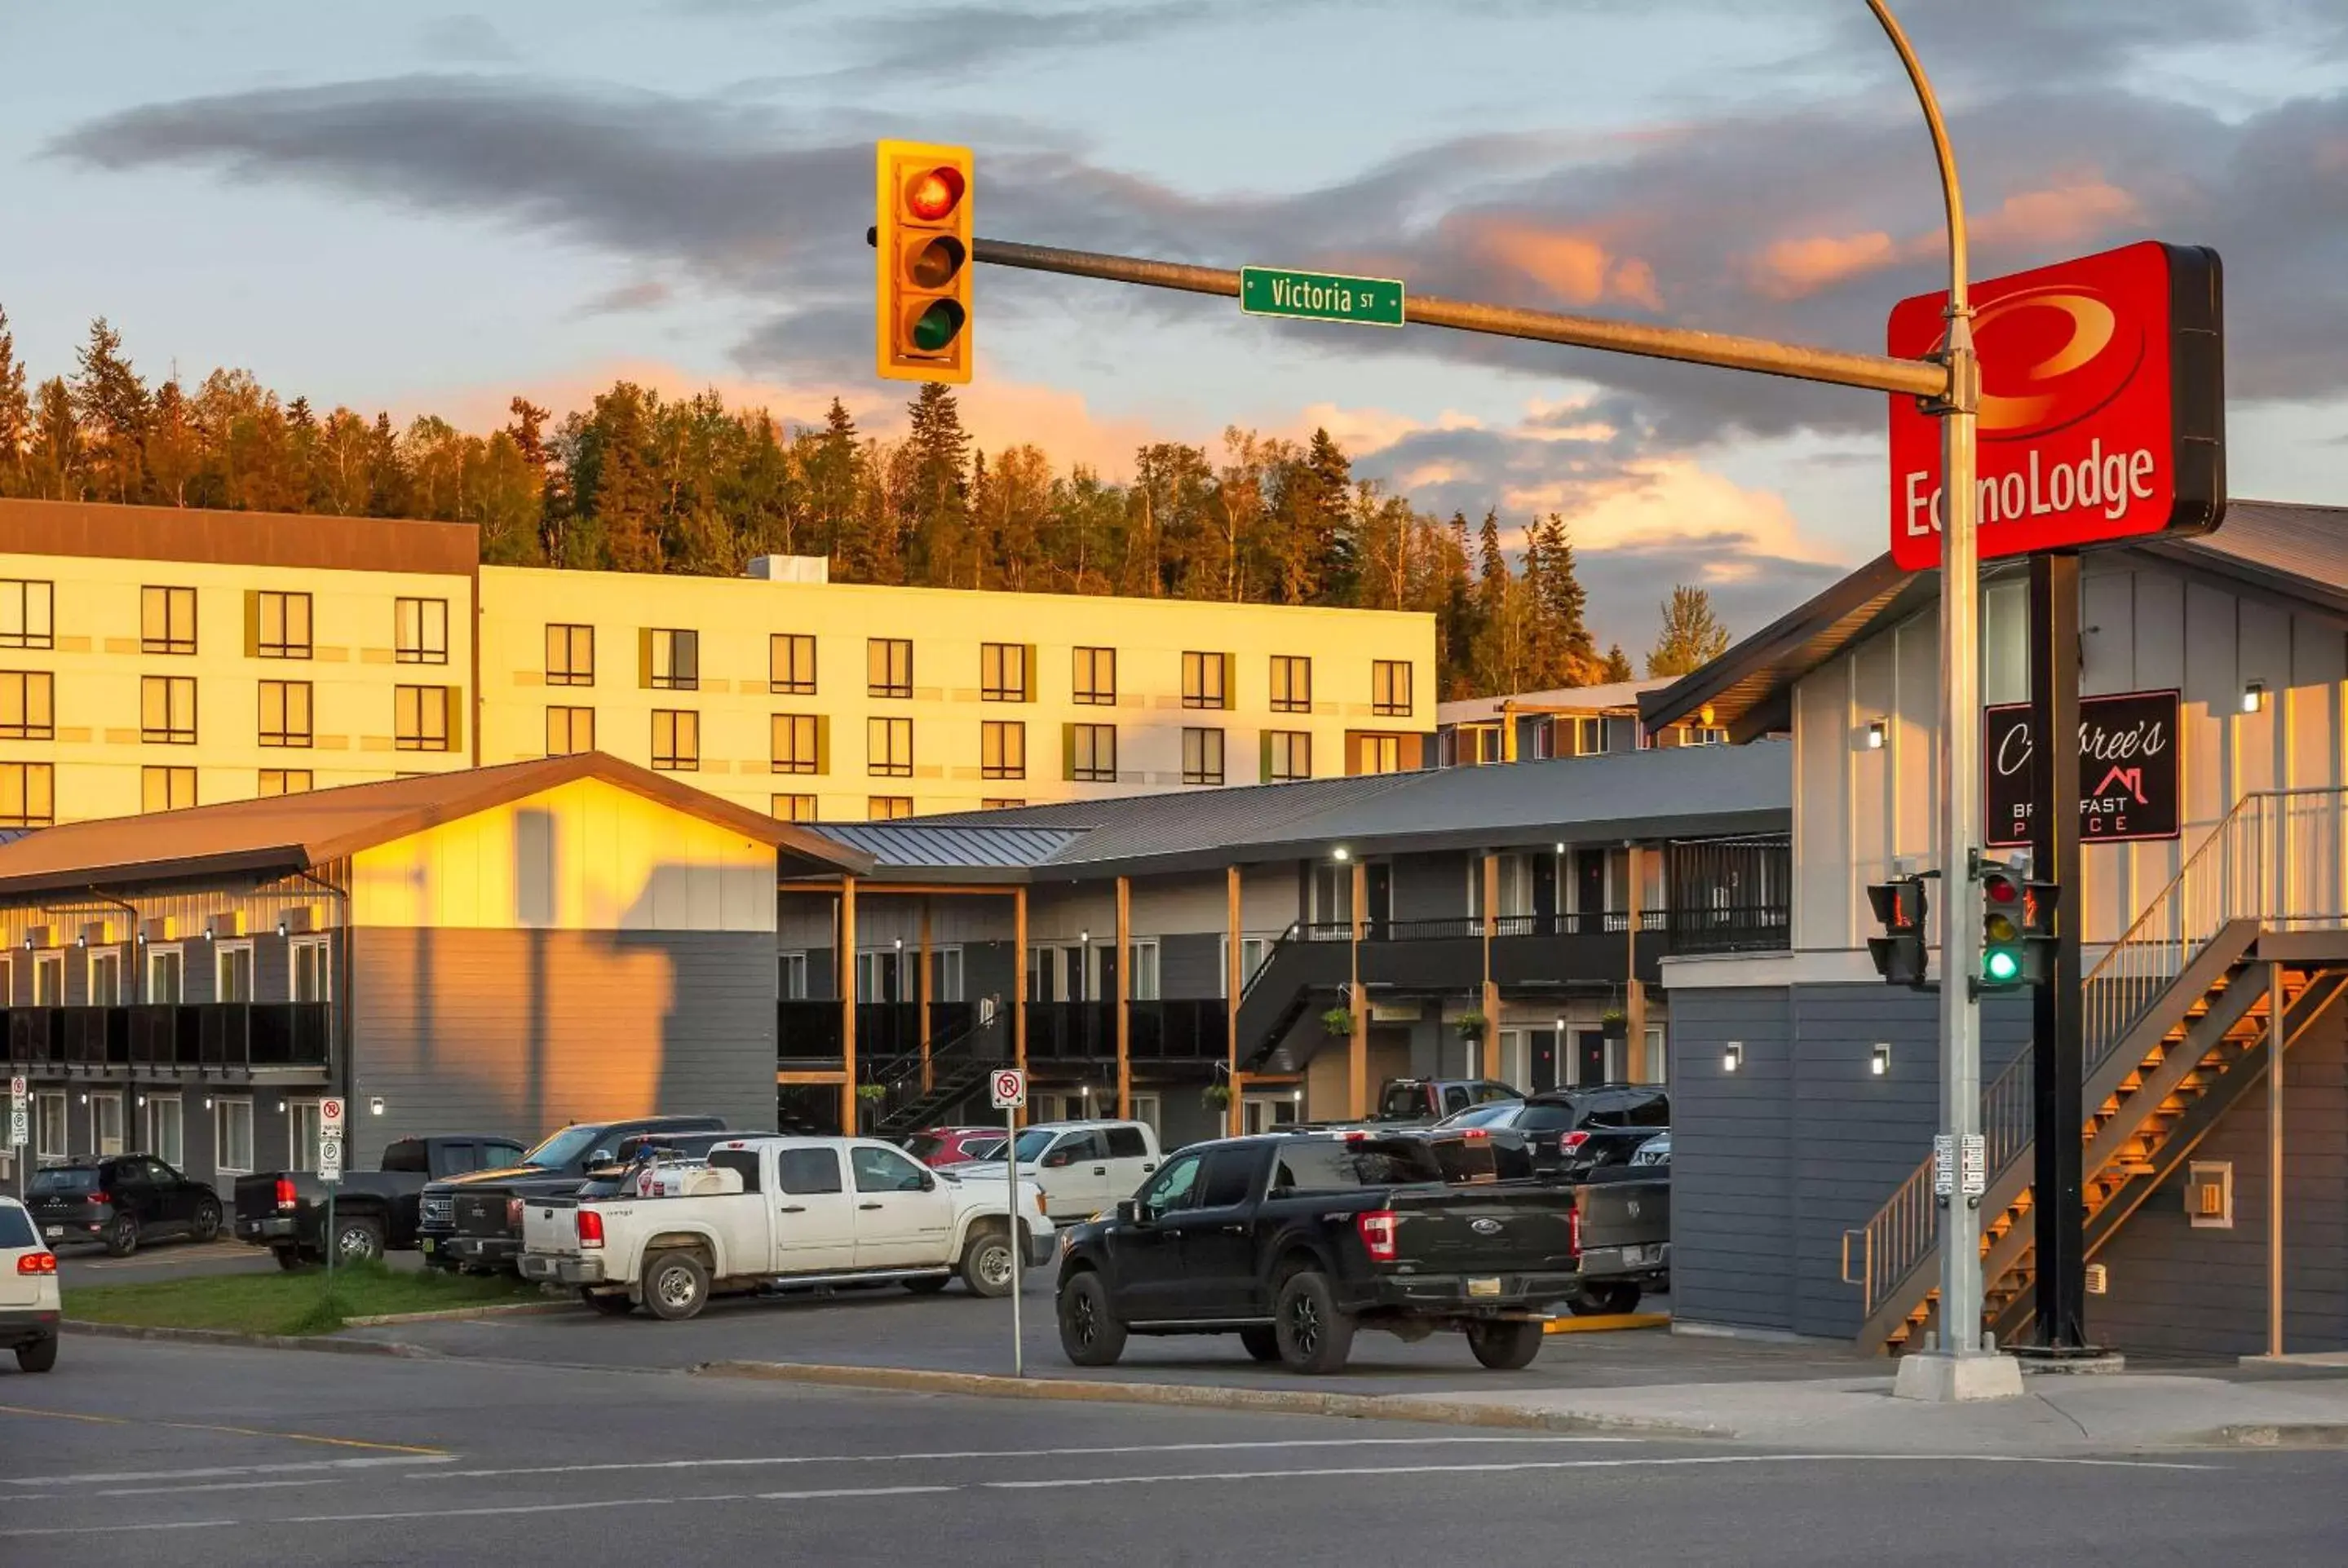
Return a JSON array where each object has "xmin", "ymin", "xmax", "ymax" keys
[{"xmin": 876, "ymin": 140, "xmax": 973, "ymax": 384}]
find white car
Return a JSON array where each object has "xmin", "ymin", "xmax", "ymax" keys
[
  {"xmin": 518, "ymin": 1136, "xmax": 1054, "ymax": 1321},
  {"xmin": 0, "ymin": 1195, "xmax": 60, "ymax": 1372},
  {"xmin": 944, "ymin": 1119, "xmax": 1161, "ymax": 1221}
]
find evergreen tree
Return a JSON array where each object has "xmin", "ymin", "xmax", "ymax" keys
[
  {"xmin": 1300, "ymin": 426, "xmax": 1355, "ymax": 603},
  {"xmin": 144, "ymin": 379, "xmax": 201, "ymax": 507},
  {"xmin": 71, "ymin": 317, "xmax": 150, "ymax": 503},
  {"xmin": 1600, "ymin": 643, "xmax": 1635, "ymax": 683},
  {"xmin": 902, "ymin": 382, "xmax": 971, "ymax": 586},
  {"xmin": 1647, "ymin": 584, "xmax": 1733, "ymax": 677},
  {"xmin": 0, "ymin": 306, "xmax": 29, "ymax": 496},
  {"xmin": 29, "ymin": 377, "xmax": 82, "ymax": 501},
  {"xmin": 803, "ymin": 397, "xmax": 862, "ymax": 575}
]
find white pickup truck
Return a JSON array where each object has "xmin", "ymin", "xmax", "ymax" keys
[
  {"xmin": 941, "ymin": 1119, "xmax": 1162, "ymax": 1221},
  {"xmin": 518, "ymin": 1135, "xmax": 1054, "ymax": 1321}
]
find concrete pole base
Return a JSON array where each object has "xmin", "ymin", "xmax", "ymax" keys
[{"xmin": 1892, "ymin": 1350, "xmax": 2026, "ymax": 1402}]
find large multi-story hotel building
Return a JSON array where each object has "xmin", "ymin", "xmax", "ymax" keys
[{"xmin": 0, "ymin": 499, "xmax": 1436, "ymax": 826}]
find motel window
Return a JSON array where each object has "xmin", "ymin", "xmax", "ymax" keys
[
  {"xmin": 546, "ymin": 705, "xmax": 595, "ymax": 757},
  {"xmin": 1270, "ymin": 655, "xmax": 1312, "ymax": 713},
  {"xmin": 291, "ymin": 937, "xmax": 331, "ymax": 1003},
  {"xmin": 253, "ymin": 590, "xmax": 313, "ymax": 659},
  {"xmin": 35, "ymin": 1093, "xmax": 65, "ymax": 1165},
  {"xmin": 868, "ymin": 796, "xmax": 914, "ymax": 820},
  {"xmin": 1353, "ymin": 733, "xmax": 1405, "ymax": 776},
  {"xmin": 1072, "ymin": 647, "xmax": 1116, "ymax": 706},
  {"xmin": 0, "ymin": 671, "xmax": 52, "ymax": 740},
  {"xmin": 396, "ymin": 598, "xmax": 449, "ymax": 665},
  {"xmin": 780, "ymin": 952, "xmax": 809, "ymax": 1000},
  {"xmin": 772, "ymin": 794, "xmax": 819, "ymax": 824},
  {"xmin": 770, "ymin": 634, "xmax": 816, "ymax": 696},
  {"xmin": 0, "ymin": 762, "xmax": 52, "ymax": 827},
  {"xmin": 1372, "ymin": 660, "xmax": 1412, "ymax": 718},
  {"xmin": 141, "ymin": 675, "xmax": 197, "ymax": 744},
  {"xmin": 932, "ymin": 947, "xmax": 965, "ymax": 1004},
  {"xmin": 215, "ymin": 1099, "xmax": 255, "ymax": 1176},
  {"xmin": 0, "ymin": 580, "xmax": 53, "ymax": 649},
  {"xmin": 1182, "ymin": 651, "xmax": 1231, "ymax": 710},
  {"xmin": 87, "ymin": 949, "xmax": 121, "ymax": 1006},
  {"xmin": 141, "ymin": 766, "xmax": 197, "ymax": 813},
  {"xmin": 289, "ymin": 1101, "xmax": 325, "ymax": 1174},
  {"xmin": 1067, "ymin": 722, "xmax": 1117, "ymax": 784},
  {"xmin": 772, "ymin": 713, "xmax": 825, "ymax": 775},
  {"xmin": 148, "ymin": 946, "xmax": 184, "ymax": 1004},
  {"xmin": 980, "ymin": 798, "xmax": 1025, "ymax": 810},
  {"xmin": 259, "ymin": 680, "xmax": 313, "ymax": 748},
  {"xmin": 982, "ymin": 719, "xmax": 1026, "ymax": 780},
  {"xmin": 980, "ymin": 643, "xmax": 1031, "ymax": 702},
  {"xmin": 146, "ymin": 1095, "xmax": 182, "ymax": 1167},
  {"xmin": 867, "ymin": 638, "xmax": 913, "ymax": 700},
  {"xmin": 141, "ymin": 585, "xmax": 197, "ymax": 655},
  {"xmin": 867, "ymin": 717, "xmax": 913, "ymax": 778},
  {"xmin": 32, "ymin": 952, "xmax": 60, "ymax": 1005},
  {"xmin": 1264, "ymin": 731, "xmax": 1311, "ymax": 783},
  {"xmin": 259, "ymin": 770, "xmax": 312, "ymax": 797},
  {"xmin": 395, "ymin": 686, "xmax": 455, "ymax": 752},
  {"xmin": 652, "ymin": 709, "xmax": 700, "ymax": 771},
  {"xmin": 644, "ymin": 628, "xmax": 699, "ymax": 691},
  {"xmin": 216, "ymin": 943, "xmax": 254, "ymax": 1004},
  {"xmin": 1182, "ymin": 727, "xmax": 1225, "ymax": 786},
  {"xmin": 546, "ymin": 624, "xmax": 595, "ymax": 687}
]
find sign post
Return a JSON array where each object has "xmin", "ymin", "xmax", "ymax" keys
[
  {"xmin": 319, "ymin": 1098, "xmax": 346, "ymax": 1295},
  {"xmin": 990, "ymin": 1067, "xmax": 1026, "ymax": 1376},
  {"xmin": 8, "ymin": 1076, "xmax": 25, "ymax": 1199}
]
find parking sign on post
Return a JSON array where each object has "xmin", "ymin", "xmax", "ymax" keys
[
  {"xmin": 989, "ymin": 1068, "xmax": 1027, "ymax": 1377},
  {"xmin": 8, "ymin": 1076, "xmax": 25, "ymax": 1196}
]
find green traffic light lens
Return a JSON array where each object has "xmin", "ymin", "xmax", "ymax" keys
[
  {"xmin": 1984, "ymin": 949, "xmax": 2021, "ymax": 983},
  {"xmin": 910, "ymin": 298, "xmax": 966, "ymax": 352}
]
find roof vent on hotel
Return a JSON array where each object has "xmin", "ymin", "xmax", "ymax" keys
[{"xmin": 746, "ymin": 555, "xmax": 830, "ymax": 584}]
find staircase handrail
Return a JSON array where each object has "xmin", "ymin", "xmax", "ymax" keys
[{"xmin": 1847, "ymin": 785, "xmax": 2348, "ymax": 1322}]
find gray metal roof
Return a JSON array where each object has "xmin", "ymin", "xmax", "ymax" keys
[{"xmin": 813, "ymin": 742, "xmax": 1789, "ymax": 881}]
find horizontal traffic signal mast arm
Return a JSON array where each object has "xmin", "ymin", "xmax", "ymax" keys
[{"xmin": 963, "ymin": 234, "xmax": 1951, "ymax": 400}]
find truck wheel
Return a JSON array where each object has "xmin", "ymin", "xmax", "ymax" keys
[
  {"xmin": 190, "ymin": 1199, "xmax": 223, "ymax": 1243},
  {"xmin": 103, "ymin": 1214, "xmax": 139, "ymax": 1258},
  {"xmin": 643, "ymin": 1250, "xmax": 711, "ymax": 1322},
  {"xmin": 332, "ymin": 1217, "xmax": 386, "ymax": 1265},
  {"xmin": 1240, "ymin": 1325, "xmax": 1282, "ymax": 1363},
  {"xmin": 1466, "ymin": 1319, "xmax": 1545, "ymax": 1371},
  {"xmin": 1057, "ymin": 1270, "xmax": 1126, "ymax": 1367},
  {"xmin": 582, "ymin": 1290, "xmax": 635, "ymax": 1317},
  {"xmin": 1272, "ymin": 1270, "xmax": 1355, "ymax": 1375},
  {"xmin": 1570, "ymin": 1283, "xmax": 1641, "ymax": 1316},
  {"xmin": 959, "ymin": 1223, "xmax": 1016, "ymax": 1298},
  {"xmin": 15, "ymin": 1336, "xmax": 57, "ymax": 1374},
  {"xmin": 272, "ymin": 1247, "xmax": 307, "ymax": 1272}
]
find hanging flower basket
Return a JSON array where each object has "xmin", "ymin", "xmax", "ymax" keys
[
  {"xmin": 1201, "ymin": 1082, "xmax": 1233, "ymax": 1111},
  {"xmin": 1454, "ymin": 1009, "xmax": 1488, "ymax": 1041},
  {"xmin": 1599, "ymin": 1010, "xmax": 1629, "ymax": 1041},
  {"xmin": 1320, "ymin": 1005, "xmax": 1357, "ymax": 1038}
]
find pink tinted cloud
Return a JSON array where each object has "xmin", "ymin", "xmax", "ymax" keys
[{"xmin": 1746, "ymin": 174, "xmax": 2142, "ymax": 301}]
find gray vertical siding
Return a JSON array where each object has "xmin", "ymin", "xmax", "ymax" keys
[
  {"xmin": 348, "ymin": 926, "xmax": 776, "ymax": 1163},
  {"xmin": 1668, "ymin": 987, "xmax": 1798, "ymax": 1333},
  {"xmin": 1158, "ymin": 933, "xmax": 1222, "ymax": 999}
]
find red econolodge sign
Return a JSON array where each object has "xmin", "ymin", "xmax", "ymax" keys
[{"xmin": 1888, "ymin": 240, "xmax": 2226, "ymax": 570}]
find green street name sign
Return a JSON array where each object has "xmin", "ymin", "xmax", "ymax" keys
[{"xmin": 1239, "ymin": 267, "xmax": 1405, "ymax": 328}]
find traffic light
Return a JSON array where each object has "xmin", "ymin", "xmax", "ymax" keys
[
  {"xmin": 1977, "ymin": 856, "xmax": 2027, "ymax": 992},
  {"xmin": 2019, "ymin": 877, "xmax": 2062, "ymax": 985},
  {"xmin": 1865, "ymin": 874, "xmax": 1930, "ymax": 989},
  {"xmin": 875, "ymin": 139, "xmax": 974, "ymax": 384}
]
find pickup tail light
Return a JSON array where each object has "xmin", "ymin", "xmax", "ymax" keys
[
  {"xmin": 1356, "ymin": 1208, "xmax": 1399, "ymax": 1264},
  {"xmin": 1560, "ymin": 1131, "xmax": 1592, "ymax": 1151},
  {"xmin": 506, "ymin": 1197, "xmax": 525, "ymax": 1229},
  {"xmin": 86, "ymin": 1192, "xmax": 109, "ymax": 1206},
  {"xmin": 275, "ymin": 1177, "xmax": 298, "ymax": 1212},
  {"xmin": 577, "ymin": 1208, "xmax": 604, "ymax": 1249},
  {"xmin": 17, "ymin": 1252, "xmax": 56, "ymax": 1276},
  {"xmin": 1569, "ymin": 1207, "xmax": 1583, "ymax": 1259}
]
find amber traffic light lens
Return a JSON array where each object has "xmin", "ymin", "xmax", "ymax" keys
[
  {"xmin": 907, "ymin": 235, "xmax": 967, "ymax": 289},
  {"xmin": 909, "ymin": 298, "xmax": 967, "ymax": 353},
  {"xmin": 1985, "ymin": 913, "xmax": 2019, "ymax": 944},
  {"xmin": 907, "ymin": 166, "xmax": 965, "ymax": 221}
]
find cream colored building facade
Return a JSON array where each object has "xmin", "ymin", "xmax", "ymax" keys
[{"xmin": 0, "ymin": 499, "xmax": 1436, "ymax": 826}]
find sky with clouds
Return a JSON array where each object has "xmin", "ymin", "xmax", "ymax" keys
[{"xmin": 6, "ymin": 0, "xmax": 2347, "ymax": 653}]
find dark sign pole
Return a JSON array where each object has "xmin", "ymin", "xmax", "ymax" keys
[{"xmin": 2029, "ymin": 550, "xmax": 2089, "ymax": 1349}]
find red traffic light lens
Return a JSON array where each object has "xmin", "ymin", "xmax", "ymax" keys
[
  {"xmin": 1984, "ymin": 876, "xmax": 2019, "ymax": 903},
  {"xmin": 907, "ymin": 166, "xmax": 965, "ymax": 222}
]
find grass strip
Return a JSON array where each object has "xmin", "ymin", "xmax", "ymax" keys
[{"xmin": 65, "ymin": 1260, "xmax": 542, "ymax": 1336}]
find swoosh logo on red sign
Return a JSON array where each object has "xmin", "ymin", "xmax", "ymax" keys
[{"xmin": 1971, "ymin": 285, "xmax": 2147, "ymax": 441}]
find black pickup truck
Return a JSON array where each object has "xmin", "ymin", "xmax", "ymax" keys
[
  {"xmin": 418, "ymin": 1115, "xmax": 727, "ymax": 1274},
  {"xmin": 232, "ymin": 1134, "xmax": 524, "ymax": 1269},
  {"xmin": 1054, "ymin": 1130, "xmax": 1668, "ymax": 1374}
]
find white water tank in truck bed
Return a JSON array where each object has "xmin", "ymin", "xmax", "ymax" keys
[{"xmin": 631, "ymin": 1164, "xmax": 745, "ymax": 1198}]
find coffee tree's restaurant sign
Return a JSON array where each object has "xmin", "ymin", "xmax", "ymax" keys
[{"xmin": 1984, "ymin": 689, "xmax": 2181, "ymax": 847}]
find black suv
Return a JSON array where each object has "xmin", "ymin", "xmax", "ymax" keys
[
  {"xmin": 418, "ymin": 1115, "xmax": 727, "ymax": 1273},
  {"xmin": 1435, "ymin": 1084, "xmax": 1668, "ymax": 1178},
  {"xmin": 26, "ymin": 1155, "xmax": 223, "ymax": 1257}
]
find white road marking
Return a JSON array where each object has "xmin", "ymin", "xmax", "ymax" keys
[
  {"xmin": 7, "ymin": 1455, "xmax": 453, "ymax": 1487},
  {"xmin": 0, "ymin": 1519, "xmax": 238, "ymax": 1540},
  {"xmin": 91, "ymin": 1478, "xmax": 337, "ymax": 1499},
  {"xmin": 982, "ymin": 1453, "xmax": 2219, "ymax": 1490},
  {"xmin": 279, "ymin": 1486, "xmax": 953, "ymax": 1526},
  {"xmin": 412, "ymin": 1434, "xmax": 1630, "ymax": 1482}
]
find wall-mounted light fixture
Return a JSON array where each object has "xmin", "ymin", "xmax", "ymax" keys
[
  {"xmin": 76, "ymin": 934, "xmax": 86, "ymax": 948},
  {"xmin": 276, "ymin": 920, "xmax": 288, "ymax": 937},
  {"xmin": 1332, "ymin": 846, "xmax": 1351, "ymax": 863},
  {"xmin": 1864, "ymin": 721, "xmax": 1887, "ymax": 750},
  {"xmin": 203, "ymin": 1097, "xmax": 214, "ymax": 1111},
  {"xmin": 1553, "ymin": 841, "xmax": 1564, "ymax": 855},
  {"xmin": 1291, "ymin": 1088, "xmax": 1302, "ymax": 1104},
  {"xmin": 1723, "ymin": 1041, "xmax": 1744, "ymax": 1073},
  {"xmin": 275, "ymin": 1098, "xmax": 286, "ymax": 1113},
  {"xmin": 1871, "ymin": 1042, "xmax": 1891, "ymax": 1077},
  {"xmin": 2241, "ymin": 680, "xmax": 2267, "ymax": 715},
  {"xmin": 369, "ymin": 1098, "xmax": 386, "ymax": 1116},
  {"xmin": 136, "ymin": 1094, "xmax": 146, "ymax": 1108},
  {"xmin": 77, "ymin": 1092, "xmax": 87, "ymax": 1106}
]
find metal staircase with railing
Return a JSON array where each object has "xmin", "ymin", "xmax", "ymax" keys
[
  {"xmin": 1846, "ymin": 786, "xmax": 2348, "ymax": 1354},
  {"xmin": 863, "ymin": 1018, "xmax": 1002, "ymax": 1143}
]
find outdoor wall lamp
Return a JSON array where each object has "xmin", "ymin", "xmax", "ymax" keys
[
  {"xmin": 75, "ymin": 934, "xmax": 86, "ymax": 947},
  {"xmin": 1291, "ymin": 1089, "xmax": 1302, "ymax": 1104},
  {"xmin": 136, "ymin": 1095, "xmax": 146, "ymax": 1108},
  {"xmin": 1864, "ymin": 721, "xmax": 1887, "ymax": 750},
  {"xmin": 1723, "ymin": 1042, "xmax": 1744, "ymax": 1073},
  {"xmin": 77, "ymin": 1093, "xmax": 86, "ymax": 1105},
  {"xmin": 276, "ymin": 920, "xmax": 288, "ymax": 937},
  {"xmin": 369, "ymin": 1098, "xmax": 386, "ymax": 1116},
  {"xmin": 1332, "ymin": 846, "xmax": 1351, "ymax": 863},
  {"xmin": 203, "ymin": 1097, "xmax": 214, "ymax": 1111},
  {"xmin": 2241, "ymin": 681, "xmax": 2267, "ymax": 714},
  {"xmin": 1871, "ymin": 1043, "xmax": 1891, "ymax": 1077}
]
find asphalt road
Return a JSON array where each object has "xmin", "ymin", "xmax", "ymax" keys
[{"xmin": 3, "ymin": 1339, "xmax": 2343, "ymax": 1567}]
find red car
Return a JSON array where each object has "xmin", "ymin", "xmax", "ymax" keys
[{"xmin": 904, "ymin": 1126, "xmax": 1006, "ymax": 1167}]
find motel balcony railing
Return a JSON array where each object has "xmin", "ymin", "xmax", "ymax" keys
[{"xmin": 2, "ymin": 1003, "xmax": 334, "ymax": 1075}]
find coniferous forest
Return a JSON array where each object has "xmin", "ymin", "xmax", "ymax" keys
[{"xmin": 0, "ymin": 311, "xmax": 1736, "ymax": 700}]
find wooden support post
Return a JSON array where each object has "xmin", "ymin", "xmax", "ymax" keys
[
  {"xmin": 1226, "ymin": 864, "xmax": 1243, "ymax": 1136},
  {"xmin": 839, "ymin": 876, "xmax": 858, "ymax": 1136},
  {"xmin": 1625, "ymin": 842, "xmax": 1648, "ymax": 1081},
  {"xmin": 918, "ymin": 899, "xmax": 934, "ymax": 1093},
  {"xmin": 1349, "ymin": 859, "xmax": 1369, "ymax": 1120},
  {"xmin": 1115, "ymin": 875, "xmax": 1132, "ymax": 1120},
  {"xmin": 2270, "ymin": 959, "xmax": 2286, "ymax": 1359},
  {"xmin": 1480, "ymin": 852, "xmax": 1498, "ymax": 1081},
  {"xmin": 1012, "ymin": 885, "xmax": 1028, "ymax": 1130}
]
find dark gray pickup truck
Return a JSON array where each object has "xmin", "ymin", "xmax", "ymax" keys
[{"xmin": 233, "ymin": 1134, "xmax": 525, "ymax": 1268}]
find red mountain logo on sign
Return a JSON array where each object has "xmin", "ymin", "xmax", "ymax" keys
[{"xmin": 1887, "ymin": 241, "xmax": 2226, "ymax": 571}]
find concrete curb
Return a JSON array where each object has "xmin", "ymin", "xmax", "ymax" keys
[
  {"xmin": 693, "ymin": 1360, "xmax": 1728, "ymax": 1439},
  {"xmin": 62, "ymin": 1319, "xmax": 437, "ymax": 1357},
  {"xmin": 2205, "ymin": 1423, "xmax": 2348, "ymax": 1449},
  {"xmin": 340, "ymin": 1301, "xmax": 578, "ymax": 1327}
]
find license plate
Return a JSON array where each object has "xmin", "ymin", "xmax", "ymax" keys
[
  {"xmin": 44, "ymin": 1226, "xmax": 60, "ymax": 1239},
  {"xmin": 1467, "ymin": 1276, "xmax": 1501, "ymax": 1298},
  {"xmin": 1627, "ymin": 1243, "xmax": 1663, "ymax": 1265}
]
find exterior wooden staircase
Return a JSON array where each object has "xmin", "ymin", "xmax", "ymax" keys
[{"xmin": 1847, "ymin": 787, "xmax": 2348, "ymax": 1354}]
